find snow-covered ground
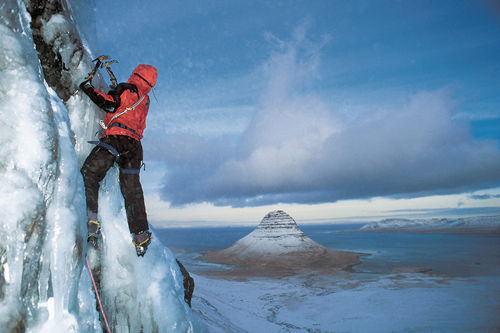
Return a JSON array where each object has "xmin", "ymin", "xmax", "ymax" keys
[
  {"xmin": 163, "ymin": 225, "xmax": 500, "ymax": 333},
  {"xmin": 193, "ymin": 273, "xmax": 500, "ymax": 332}
]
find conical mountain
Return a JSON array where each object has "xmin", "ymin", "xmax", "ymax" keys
[
  {"xmin": 217, "ymin": 210, "xmax": 326, "ymax": 256},
  {"xmin": 203, "ymin": 210, "xmax": 362, "ymax": 277}
]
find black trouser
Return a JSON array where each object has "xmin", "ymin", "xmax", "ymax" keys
[{"xmin": 81, "ymin": 135, "xmax": 148, "ymax": 234}]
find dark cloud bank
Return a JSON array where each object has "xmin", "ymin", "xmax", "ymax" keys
[{"xmin": 149, "ymin": 30, "xmax": 500, "ymax": 207}]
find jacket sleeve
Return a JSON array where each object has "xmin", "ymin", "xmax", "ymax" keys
[{"xmin": 80, "ymin": 81, "xmax": 120, "ymax": 113}]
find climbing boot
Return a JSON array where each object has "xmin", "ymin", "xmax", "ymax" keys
[
  {"xmin": 87, "ymin": 220, "xmax": 101, "ymax": 248},
  {"xmin": 132, "ymin": 230, "xmax": 152, "ymax": 257}
]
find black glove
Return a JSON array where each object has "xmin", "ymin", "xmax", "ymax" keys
[{"xmin": 79, "ymin": 79, "xmax": 93, "ymax": 91}]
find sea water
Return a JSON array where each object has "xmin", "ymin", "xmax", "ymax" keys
[
  {"xmin": 154, "ymin": 223, "xmax": 500, "ymax": 332},
  {"xmin": 154, "ymin": 223, "xmax": 500, "ymax": 277}
]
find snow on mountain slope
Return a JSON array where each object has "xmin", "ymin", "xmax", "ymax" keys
[
  {"xmin": 360, "ymin": 218, "xmax": 450, "ymax": 231},
  {"xmin": 225, "ymin": 210, "xmax": 325, "ymax": 255},
  {"xmin": 360, "ymin": 216, "xmax": 500, "ymax": 233},
  {"xmin": 203, "ymin": 210, "xmax": 361, "ymax": 276},
  {"xmin": 453, "ymin": 215, "xmax": 500, "ymax": 230},
  {"xmin": 0, "ymin": 1, "xmax": 204, "ymax": 331}
]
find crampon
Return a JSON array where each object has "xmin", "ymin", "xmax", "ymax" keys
[{"xmin": 133, "ymin": 230, "xmax": 152, "ymax": 257}]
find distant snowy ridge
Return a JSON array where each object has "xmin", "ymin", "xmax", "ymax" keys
[
  {"xmin": 360, "ymin": 218, "xmax": 450, "ymax": 231},
  {"xmin": 203, "ymin": 210, "xmax": 361, "ymax": 276},
  {"xmin": 453, "ymin": 215, "xmax": 500, "ymax": 229},
  {"xmin": 360, "ymin": 215, "xmax": 500, "ymax": 233}
]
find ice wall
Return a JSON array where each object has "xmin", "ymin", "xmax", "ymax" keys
[{"xmin": 0, "ymin": 0, "xmax": 204, "ymax": 331}]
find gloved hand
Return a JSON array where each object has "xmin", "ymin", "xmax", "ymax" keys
[{"xmin": 79, "ymin": 79, "xmax": 92, "ymax": 91}]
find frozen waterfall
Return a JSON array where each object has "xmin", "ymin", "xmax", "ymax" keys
[{"xmin": 0, "ymin": 0, "xmax": 204, "ymax": 331}]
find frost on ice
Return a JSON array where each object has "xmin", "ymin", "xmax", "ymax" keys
[{"xmin": 0, "ymin": 0, "xmax": 204, "ymax": 331}]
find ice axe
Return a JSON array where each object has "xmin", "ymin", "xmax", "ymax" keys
[
  {"xmin": 72, "ymin": 55, "xmax": 110, "ymax": 96},
  {"xmin": 101, "ymin": 60, "xmax": 119, "ymax": 89},
  {"xmin": 86, "ymin": 55, "xmax": 110, "ymax": 81}
]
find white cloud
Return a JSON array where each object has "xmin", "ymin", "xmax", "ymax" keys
[{"xmin": 152, "ymin": 25, "xmax": 500, "ymax": 207}]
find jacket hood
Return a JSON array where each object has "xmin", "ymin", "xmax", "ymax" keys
[{"xmin": 128, "ymin": 64, "xmax": 157, "ymax": 94}]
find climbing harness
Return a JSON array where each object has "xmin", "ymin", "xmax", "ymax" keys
[
  {"xmin": 87, "ymin": 141, "xmax": 142, "ymax": 175},
  {"xmin": 88, "ymin": 141, "xmax": 120, "ymax": 161},
  {"xmin": 120, "ymin": 167, "xmax": 140, "ymax": 175},
  {"xmin": 120, "ymin": 161, "xmax": 145, "ymax": 175},
  {"xmin": 99, "ymin": 94, "xmax": 146, "ymax": 131},
  {"xmin": 86, "ymin": 256, "xmax": 111, "ymax": 332},
  {"xmin": 107, "ymin": 122, "xmax": 140, "ymax": 137}
]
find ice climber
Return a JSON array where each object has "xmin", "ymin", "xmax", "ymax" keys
[{"xmin": 79, "ymin": 64, "xmax": 157, "ymax": 256}]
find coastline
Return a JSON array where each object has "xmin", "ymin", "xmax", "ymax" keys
[
  {"xmin": 200, "ymin": 248, "xmax": 366, "ymax": 279},
  {"xmin": 342, "ymin": 228, "xmax": 500, "ymax": 234}
]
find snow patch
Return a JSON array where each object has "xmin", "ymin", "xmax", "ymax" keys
[{"xmin": 193, "ymin": 274, "xmax": 500, "ymax": 332}]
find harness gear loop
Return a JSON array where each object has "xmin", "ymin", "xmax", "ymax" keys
[{"xmin": 99, "ymin": 119, "xmax": 107, "ymax": 130}]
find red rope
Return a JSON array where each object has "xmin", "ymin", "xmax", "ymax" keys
[{"xmin": 86, "ymin": 255, "xmax": 111, "ymax": 332}]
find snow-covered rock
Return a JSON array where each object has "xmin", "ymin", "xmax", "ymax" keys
[
  {"xmin": 227, "ymin": 210, "xmax": 325, "ymax": 255},
  {"xmin": 360, "ymin": 216, "xmax": 500, "ymax": 233},
  {"xmin": 451, "ymin": 215, "xmax": 500, "ymax": 232},
  {"xmin": 360, "ymin": 218, "xmax": 450, "ymax": 231},
  {"xmin": 203, "ymin": 210, "xmax": 361, "ymax": 276}
]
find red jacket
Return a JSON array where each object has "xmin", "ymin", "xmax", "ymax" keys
[{"xmin": 82, "ymin": 64, "xmax": 158, "ymax": 141}]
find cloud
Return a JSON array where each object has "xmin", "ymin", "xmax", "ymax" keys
[
  {"xmin": 153, "ymin": 26, "xmax": 500, "ymax": 207},
  {"xmin": 469, "ymin": 193, "xmax": 500, "ymax": 200}
]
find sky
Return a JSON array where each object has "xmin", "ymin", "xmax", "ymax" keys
[{"xmin": 94, "ymin": 0, "xmax": 500, "ymax": 227}]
